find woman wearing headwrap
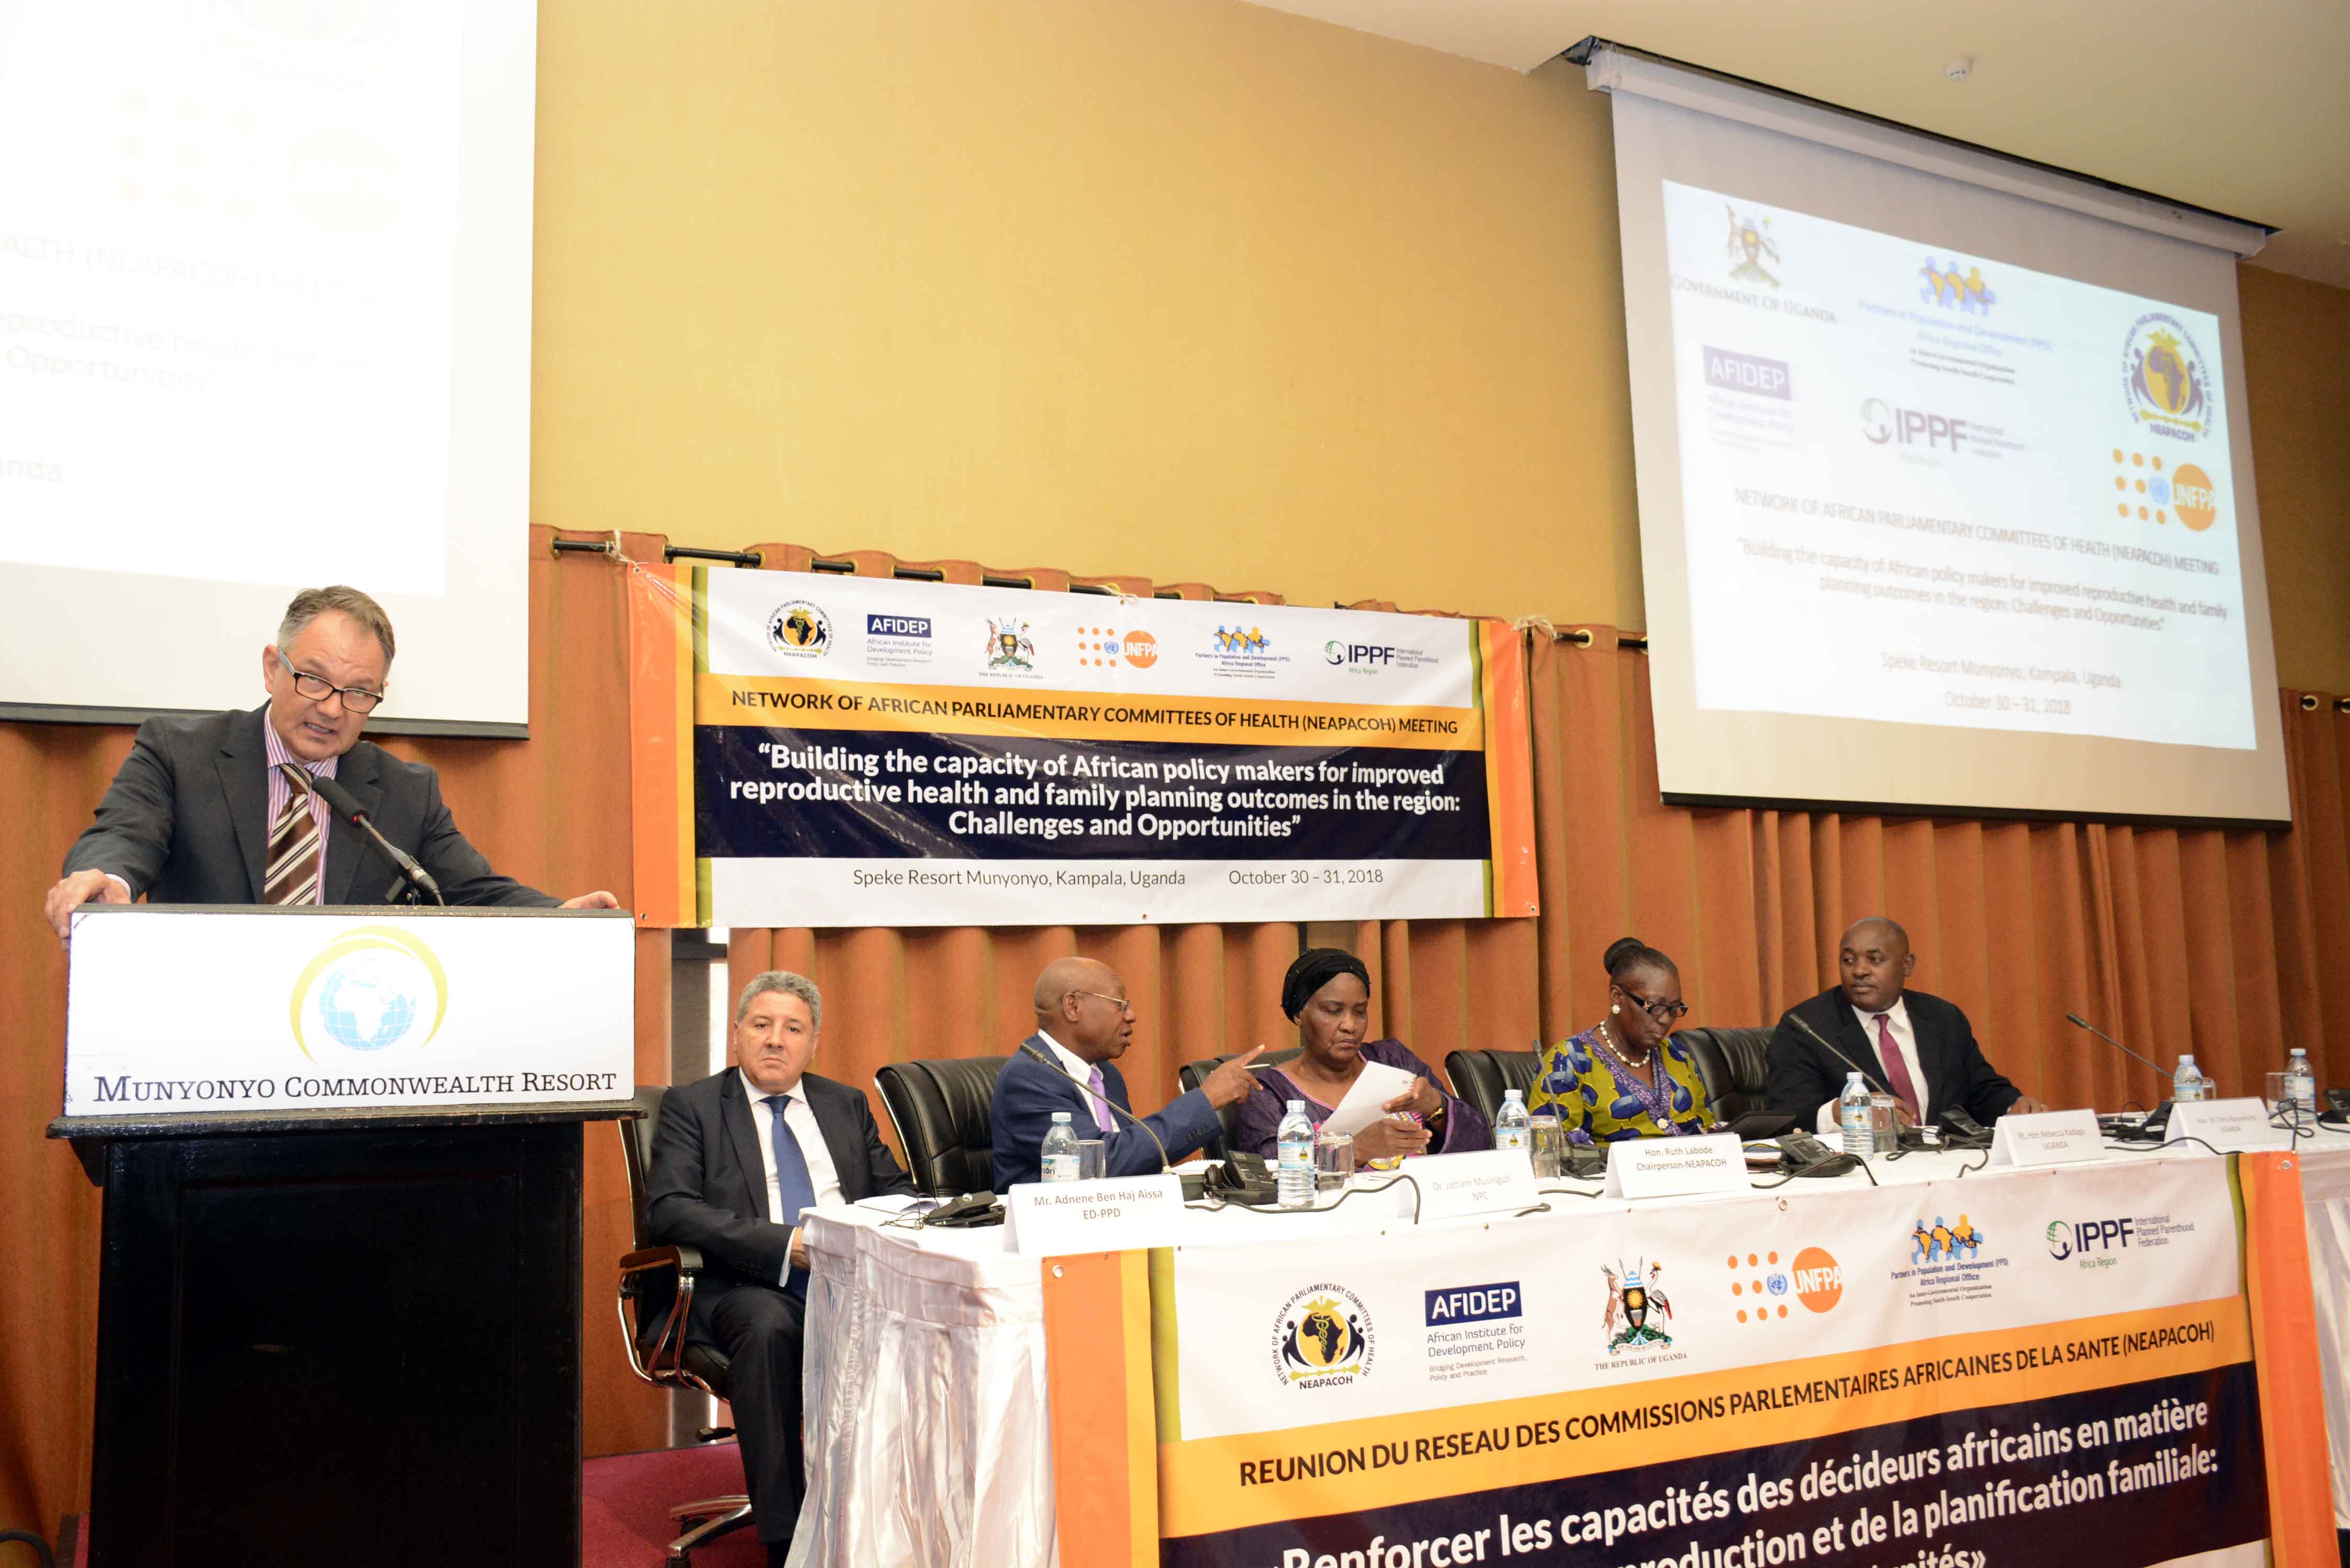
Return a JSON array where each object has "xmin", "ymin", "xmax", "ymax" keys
[
  {"xmin": 1530, "ymin": 936, "xmax": 1713, "ymax": 1144},
  {"xmin": 1234, "ymin": 948, "xmax": 1489, "ymax": 1163}
]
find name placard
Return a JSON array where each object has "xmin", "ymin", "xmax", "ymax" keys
[
  {"xmin": 1987, "ymin": 1109, "xmax": 2104, "ymax": 1168},
  {"xmin": 1603, "ymin": 1132, "xmax": 1750, "ymax": 1200},
  {"xmin": 1003, "ymin": 1174, "xmax": 1184, "ymax": 1256},
  {"xmin": 62, "ymin": 906, "xmax": 634, "ymax": 1117},
  {"xmin": 1400, "ymin": 1149, "xmax": 1539, "ymax": 1220},
  {"xmin": 2167, "ymin": 1097, "xmax": 2291, "ymax": 1154}
]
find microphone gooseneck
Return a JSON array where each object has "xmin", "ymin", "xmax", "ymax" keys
[
  {"xmin": 307, "ymin": 774, "xmax": 446, "ymax": 906},
  {"xmin": 1788, "ymin": 1011, "xmax": 1894, "ymax": 1099},
  {"xmin": 1017, "ymin": 1040, "xmax": 1172, "ymax": 1173},
  {"xmin": 2064, "ymin": 1012, "xmax": 2175, "ymax": 1082}
]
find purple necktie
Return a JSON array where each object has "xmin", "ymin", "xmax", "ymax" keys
[
  {"xmin": 1086, "ymin": 1065, "xmax": 1115, "ymax": 1133},
  {"xmin": 1872, "ymin": 1014, "xmax": 1921, "ymax": 1119}
]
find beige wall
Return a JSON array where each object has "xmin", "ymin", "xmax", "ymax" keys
[{"xmin": 532, "ymin": 0, "xmax": 2348, "ymax": 685}]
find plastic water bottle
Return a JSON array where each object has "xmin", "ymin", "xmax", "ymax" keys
[
  {"xmin": 1838, "ymin": 1071, "xmax": 1872, "ymax": 1157},
  {"xmin": 1277, "ymin": 1100, "xmax": 1316, "ymax": 1208},
  {"xmin": 2172, "ymin": 1055, "xmax": 2208, "ymax": 1104},
  {"xmin": 1494, "ymin": 1089, "xmax": 1531, "ymax": 1154},
  {"xmin": 2283, "ymin": 1048, "xmax": 2316, "ymax": 1116},
  {"xmin": 1041, "ymin": 1111, "xmax": 1081, "ymax": 1183}
]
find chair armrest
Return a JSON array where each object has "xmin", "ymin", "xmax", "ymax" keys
[
  {"xmin": 621, "ymin": 1243, "xmax": 706, "ymax": 1277},
  {"xmin": 614, "ymin": 1246, "xmax": 708, "ymax": 1391}
]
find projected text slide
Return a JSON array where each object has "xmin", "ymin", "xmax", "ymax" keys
[{"xmin": 1663, "ymin": 180, "xmax": 2252, "ymax": 751}]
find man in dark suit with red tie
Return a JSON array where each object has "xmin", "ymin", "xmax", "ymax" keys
[
  {"xmin": 647, "ymin": 970, "xmax": 916, "ymax": 1564},
  {"xmin": 1767, "ymin": 916, "xmax": 2048, "ymax": 1133}
]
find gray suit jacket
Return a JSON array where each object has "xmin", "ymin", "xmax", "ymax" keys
[{"xmin": 62, "ymin": 705, "xmax": 556, "ymax": 908}]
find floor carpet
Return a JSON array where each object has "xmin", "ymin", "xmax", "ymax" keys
[{"xmin": 584, "ymin": 1441, "xmax": 766, "ymax": 1566}]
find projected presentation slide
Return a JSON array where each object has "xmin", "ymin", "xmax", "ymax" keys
[
  {"xmin": 1662, "ymin": 179, "xmax": 2252, "ymax": 752},
  {"xmin": 0, "ymin": 5, "xmax": 460, "ymax": 592}
]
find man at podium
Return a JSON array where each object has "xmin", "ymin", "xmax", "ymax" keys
[{"xmin": 42, "ymin": 584, "xmax": 617, "ymax": 936}]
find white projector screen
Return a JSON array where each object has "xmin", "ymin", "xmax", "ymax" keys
[
  {"xmin": 1591, "ymin": 47, "xmax": 2290, "ymax": 825},
  {"xmin": 0, "ymin": 0, "xmax": 537, "ymax": 734}
]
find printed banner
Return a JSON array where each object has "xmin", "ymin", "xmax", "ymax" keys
[
  {"xmin": 631, "ymin": 567, "xmax": 1537, "ymax": 928},
  {"xmin": 1150, "ymin": 1159, "xmax": 2268, "ymax": 1567}
]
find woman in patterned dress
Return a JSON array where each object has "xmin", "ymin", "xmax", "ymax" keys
[{"xmin": 1530, "ymin": 937, "xmax": 1714, "ymax": 1145}]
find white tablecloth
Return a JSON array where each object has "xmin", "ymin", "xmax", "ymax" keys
[{"xmin": 788, "ymin": 1127, "xmax": 2350, "ymax": 1566}]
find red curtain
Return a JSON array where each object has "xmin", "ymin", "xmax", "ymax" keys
[{"xmin": 5, "ymin": 540, "xmax": 2347, "ymax": 1543}]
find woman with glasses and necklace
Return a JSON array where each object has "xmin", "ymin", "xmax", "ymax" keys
[{"xmin": 1530, "ymin": 937, "xmax": 1712, "ymax": 1144}]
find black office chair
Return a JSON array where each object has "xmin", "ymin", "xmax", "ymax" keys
[
  {"xmin": 1177, "ymin": 1047, "xmax": 1302, "ymax": 1159},
  {"xmin": 873, "ymin": 1057, "xmax": 1007, "ymax": 1196},
  {"xmin": 1442, "ymin": 1048, "xmax": 1543, "ymax": 1127},
  {"xmin": 616, "ymin": 1085, "xmax": 756, "ymax": 1564},
  {"xmin": 1674, "ymin": 1027, "xmax": 1776, "ymax": 1123}
]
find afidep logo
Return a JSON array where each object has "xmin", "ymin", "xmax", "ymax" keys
[
  {"xmin": 766, "ymin": 599, "xmax": 831, "ymax": 658},
  {"xmin": 865, "ymin": 613, "xmax": 930, "ymax": 641},
  {"xmin": 1273, "ymin": 1284, "xmax": 1375, "ymax": 1388},
  {"xmin": 1425, "ymin": 1282, "xmax": 1521, "ymax": 1325},
  {"xmin": 290, "ymin": 926, "xmax": 448, "ymax": 1062},
  {"xmin": 1703, "ymin": 345, "xmax": 1792, "ymax": 400}
]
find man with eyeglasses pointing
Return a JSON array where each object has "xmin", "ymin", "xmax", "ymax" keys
[{"xmin": 43, "ymin": 585, "xmax": 617, "ymax": 939}]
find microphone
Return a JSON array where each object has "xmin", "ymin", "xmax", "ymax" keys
[
  {"xmin": 1016, "ymin": 1040, "xmax": 1171, "ymax": 1173},
  {"xmin": 2063, "ymin": 1013, "xmax": 2174, "ymax": 1082},
  {"xmin": 1785, "ymin": 1011, "xmax": 1895, "ymax": 1099},
  {"xmin": 305, "ymin": 774, "xmax": 445, "ymax": 906}
]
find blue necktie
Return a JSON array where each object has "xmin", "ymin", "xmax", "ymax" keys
[{"xmin": 764, "ymin": 1093, "xmax": 817, "ymax": 1299}]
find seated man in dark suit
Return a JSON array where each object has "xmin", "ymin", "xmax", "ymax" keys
[
  {"xmin": 43, "ymin": 584, "xmax": 615, "ymax": 938},
  {"xmin": 992, "ymin": 955, "xmax": 1261, "ymax": 1190},
  {"xmin": 1768, "ymin": 916, "xmax": 2048, "ymax": 1132},
  {"xmin": 647, "ymin": 970, "xmax": 916, "ymax": 1565}
]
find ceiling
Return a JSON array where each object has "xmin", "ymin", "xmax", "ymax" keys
[{"xmin": 1242, "ymin": 0, "xmax": 2350, "ymax": 289}]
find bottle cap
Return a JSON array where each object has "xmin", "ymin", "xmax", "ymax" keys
[
  {"xmin": 1052, "ymin": 1111, "xmax": 1072, "ymax": 1121},
  {"xmin": 1504, "ymin": 1088, "xmax": 1523, "ymax": 1100},
  {"xmin": 1286, "ymin": 1099, "xmax": 1305, "ymax": 1112}
]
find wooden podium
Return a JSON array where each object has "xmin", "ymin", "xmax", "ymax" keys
[{"xmin": 49, "ymin": 905, "xmax": 639, "ymax": 1568}]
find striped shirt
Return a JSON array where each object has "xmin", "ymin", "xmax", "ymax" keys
[{"xmin": 261, "ymin": 718, "xmax": 340, "ymax": 906}]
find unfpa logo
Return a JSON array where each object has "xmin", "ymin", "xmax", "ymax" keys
[
  {"xmin": 290, "ymin": 926, "xmax": 448, "ymax": 1062},
  {"xmin": 2111, "ymin": 451, "xmax": 2220, "ymax": 532}
]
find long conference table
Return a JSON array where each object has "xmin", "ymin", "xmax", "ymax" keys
[{"xmin": 787, "ymin": 1126, "xmax": 2350, "ymax": 1568}]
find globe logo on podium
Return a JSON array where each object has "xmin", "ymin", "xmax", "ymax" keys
[
  {"xmin": 317, "ymin": 951, "xmax": 425, "ymax": 1053},
  {"xmin": 290, "ymin": 926, "xmax": 450, "ymax": 1062}
]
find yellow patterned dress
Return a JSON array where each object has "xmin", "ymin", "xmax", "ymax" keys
[{"xmin": 1527, "ymin": 1027, "xmax": 1712, "ymax": 1144}]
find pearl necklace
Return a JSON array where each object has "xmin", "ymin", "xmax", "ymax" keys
[{"xmin": 1593, "ymin": 1019, "xmax": 1677, "ymax": 1133}]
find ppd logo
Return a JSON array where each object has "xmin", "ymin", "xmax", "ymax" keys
[
  {"xmin": 1324, "ymin": 641, "xmax": 1397, "ymax": 667},
  {"xmin": 1426, "ymin": 1282, "xmax": 1521, "ymax": 1325},
  {"xmin": 866, "ymin": 614, "xmax": 930, "ymax": 640},
  {"xmin": 2047, "ymin": 1218, "xmax": 2134, "ymax": 1261},
  {"xmin": 1861, "ymin": 398, "xmax": 1968, "ymax": 452}
]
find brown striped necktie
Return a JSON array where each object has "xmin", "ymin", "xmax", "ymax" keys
[{"xmin": 264, "ymin": 763, "xmax": 322, "ymax": 905}]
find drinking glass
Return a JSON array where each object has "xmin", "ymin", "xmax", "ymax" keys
[
  {"xmin": 1314, "ymin": 1128, "xmax": 1354, "ymax": 1192},
  {"xmin": 1529, "ymin": 1113, "xmax": 1564, "ymax": 1179},
  {"xmin": 1868, "ymin": 1093, "xmax": 1900, "ymax": 1154},
  {"xmin": 1076, "ymin": 1140, "xmax": 1106, "ymax": 1182}
]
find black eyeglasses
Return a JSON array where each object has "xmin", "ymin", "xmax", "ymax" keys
[
  {"xmin": 1620, "ymin": 987, "xmax": 1689, "ymax": 1023},
  {"xmin": 274, "ymin": 648, "xmax": 385, "ymax": 713}
]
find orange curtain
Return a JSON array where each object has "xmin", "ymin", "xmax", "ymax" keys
[{"xmin": 8, "ymin": 540, "xmax": 2350, "ymax": 1545}]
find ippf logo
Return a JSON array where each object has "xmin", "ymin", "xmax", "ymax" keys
[
  {"xmin": 290, "ymin": 926, "xmax": 449, "ymax": 1062},
  {"xmin": 1324, "ymin": 641, "xmax": 1397, "ymax": 668},
  {"xmin": 2047, "ymin": 1217, "xmax": 2134, "ymax": 1263},
  {"xmin": 1862, "ymin": 398, "xmax": 1967, "ymax": 453}
]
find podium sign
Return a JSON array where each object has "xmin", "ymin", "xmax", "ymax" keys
[{"xmin": 62, "ymin": 905, "xmax": 633, "ymax": 1116}]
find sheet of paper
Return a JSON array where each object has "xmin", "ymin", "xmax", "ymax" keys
[{"xmin": 1321, "ymin": 1060, "xmax": 1422, "ymax": 1138}]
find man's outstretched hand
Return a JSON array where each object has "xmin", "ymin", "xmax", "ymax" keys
[{"xmin": 559, "ymin": 890, "xmax": 621, "ymax": 910}]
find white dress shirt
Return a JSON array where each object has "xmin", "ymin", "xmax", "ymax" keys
[
  {"xmin": 1036, "ymin": 1031, "xmax": 1115, "ymax": 1132},
  {"xmin": 738, "ymin": 1068, "xmax": 845, "ymax": 1285},
  {"xmin": 1814, "ymin": 995, "xmax": 1933, "ymax": 1132}
]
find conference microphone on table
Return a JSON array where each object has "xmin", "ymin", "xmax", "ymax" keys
[
  {"xmin": 1014, "ymin": 1039, "xmax": 1172, "ymax": 1173},
  {"xmin": 1785, "ymin": 1011, "xmax": 1897, "ymax": 1100},
  {"xmin": 2065, "ymin": 1012, "xmax": 2174, "ymax": 1139},
  {"xmin": 293, "ymin": 771, "xmax": 446, "ymax": 906}
]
